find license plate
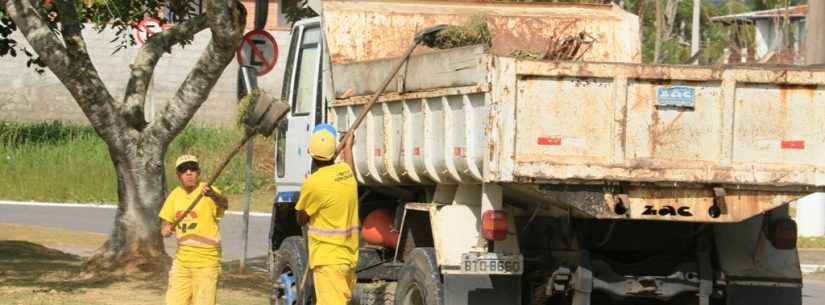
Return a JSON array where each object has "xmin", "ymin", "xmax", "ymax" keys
[{"xmin": 460, "ymin": 252, "xmax": 523, "ymax": 275}]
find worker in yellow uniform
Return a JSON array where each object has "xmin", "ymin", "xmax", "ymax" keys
[
  {"xmin": 159, "ymin": 155, "xmax": 229, "ymax": 305},
  {"xmin": 295, "ymin": 124, "xmax": 359, "ymax": 305}
]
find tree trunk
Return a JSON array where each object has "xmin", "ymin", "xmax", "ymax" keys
[
  {"xmin": 83, "ymin": 135, "xmax": 171, "ymax": 275},
  {"xmin": 4, "ymin": 0, "xmax": 244, "ymax": 276}
]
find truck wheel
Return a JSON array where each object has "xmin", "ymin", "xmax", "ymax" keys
[
  {"xmin": 271, "ymin": 236, "xmax": 314, "ymax": 305},
  {"xmin": 395, "ymin": 248, "xmax": 443, "ymax": 305}
]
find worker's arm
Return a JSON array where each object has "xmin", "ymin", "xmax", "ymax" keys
[
  {"xmin": 158, "ymin": 195, "xmax": 175, "ymax": 237},
  {"xmin": 161, "ymin": 221, "xmax": 174, "ymax": 237},
  {"xmin": 340, "ymin": 132, "xmax": 355, "ymax": 172},
  {"xmin": 204, "ymin": 186, "xmax": 228, "ymax": 211},
  {"xmin": 295, "ymin": 180, "xmax": 317, "ymax": 227},
  {"xmin": 296, "ymin": 210, "xmax": 310, "ymax": 226}
]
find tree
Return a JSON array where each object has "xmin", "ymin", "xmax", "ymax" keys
[{"xmin": 0, "ymin": 0, "xmax": 246, "ymax": 274}]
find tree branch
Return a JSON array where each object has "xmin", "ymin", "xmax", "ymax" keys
[
  {"xmin": 121, "ymin": 15, "xmax": 209, "ymax": 131},
  {"xmin": 148, "ymin": 0, "xmax": 246, "ymax": 142},
  {"xmin": 4, "ymin": 0, "xmax": 120, "ymax": 141},
  {"xmin": 55, "ymin": 0, "xmax": 89, "ymax": 61}
]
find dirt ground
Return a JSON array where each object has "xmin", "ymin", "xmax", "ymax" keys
[{"xmin": 0, "ymin": 224, "xmax": 270, "ymax": 305}]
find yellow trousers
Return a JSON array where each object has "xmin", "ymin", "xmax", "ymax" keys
[
  {"xmin": 313, "ymin": 264, "xmax": 357, "ymax": 305},
  {"xmin": 165, "ymin": 262, "xmax": 221, "ymax": 305}
]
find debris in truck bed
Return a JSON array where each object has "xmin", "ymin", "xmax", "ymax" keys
[
  {"xmin": 510, "ymin": 30, "xmax": 596, "ymax": 61},
  {"xmin": 424, "ymin": 16, "xmax": 491, "ymax": 49},
  {"xmin": 236, "ymin": 89, "xmax": 261, "ymax": 132}
]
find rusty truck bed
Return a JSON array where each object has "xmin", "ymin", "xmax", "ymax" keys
[
  {"xmin": 329, "ymin": 45, "xmax": 825, "ymax": 222},
  {"xmin": 322, "ymin": 0, "xmax": 824, "ymax": 223}
]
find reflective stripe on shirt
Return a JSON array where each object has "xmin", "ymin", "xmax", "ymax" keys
[
  {"xmin": 177, "ymin": 234, "xmax": 221, "ymax": 247},
  {"xmin": 307, "ymin": 225, "xmax": 361, "ymax": 237}
]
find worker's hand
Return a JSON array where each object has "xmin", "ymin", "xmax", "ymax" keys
[
  {"xmin": 203, "ymin": 186, "xmax": 217, "ymax": 198},
  {"xmin": 340, "ymin": 133, "xmax": 355, "ymax": 171},
  {"xmin": 204, "ymin": 186, "xmax": 229, "ymax": 209},
  {"xmin": 343, "ymin": 133, "xmax": 354, "ymax": 150},
  {"xmin": 161, "ymin": 222, "xmax": 174, "ymax": 237}
]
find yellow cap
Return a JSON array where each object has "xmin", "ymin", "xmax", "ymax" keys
[
  {"xmin": 175, "ymin": 154, "xmax": 199, "ymax": 168},
  {"xmin": 308, "ymin": 129, "xmax": 336, "ymax": 161}
]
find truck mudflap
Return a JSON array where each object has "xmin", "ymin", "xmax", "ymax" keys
[
  {"xmin": 443, "ymin": 274, "xmax": 521, "ymax": 305},
  {"xmin": 713, "ymin": 207, "xmax": 803, "ymax": 305},
  {"xmin": 725, "ymin": 284, "xmax": 801, "ymax": 305}
]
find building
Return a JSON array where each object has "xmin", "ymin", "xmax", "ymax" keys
[{"xmin": 711, "ymin": 5, "xmax": 807, "ymax": 63}]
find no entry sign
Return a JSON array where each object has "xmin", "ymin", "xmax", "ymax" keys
[
  {"xmin": 133, "ymin": 17, "xmax": 163, "ymax": 45},
  {"xmin": 236, "ymin": 29, "xmax": 279, "ymax": 76}
]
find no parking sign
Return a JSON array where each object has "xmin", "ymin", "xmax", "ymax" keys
[{"xmin": 236, "ymin": 29, "xmax": 279, "ymax": 76}]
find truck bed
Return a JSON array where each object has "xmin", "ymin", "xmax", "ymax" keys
[
  {"xmin": 331, "ymin": 45, "xmax": 825, "ymax": 188},
  {"xmin": 329, "ymin": 46, "xmax": 825, "ymax": 222}
]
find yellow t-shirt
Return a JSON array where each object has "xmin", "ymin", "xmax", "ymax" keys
[
  {"xmin": 159, "ymin": 183, "xmax": 225, "ymax": 268},
  {"xmin": 295, "ymin": 162, "xmax": 360, "ymax": 268}
]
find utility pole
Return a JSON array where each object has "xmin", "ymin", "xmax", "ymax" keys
[
  {"xmin": 691, "ymin": 0, "xmax": 700, "ymax": 64},
  {"xmin": 806, "ymin": 0, "xmax": 825, "ymax": 65},
  {"xmin": 798, "ymin": 0, "xmax": 825, "ymax": 238}
]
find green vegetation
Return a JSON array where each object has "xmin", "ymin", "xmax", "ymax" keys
[
  {"xmin": 428, "ymin": 16, "xmax": 491, "ymax": 49},
  {"xmin": 799, "ymin": 237, "xmax": 825, "ymax": 249},
  {"xmin": 0, "ymin": 121, "xmax": 276, "ymax": 212}
]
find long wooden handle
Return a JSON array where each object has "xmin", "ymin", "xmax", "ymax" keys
[
  {"xmin": 169, "ymin": 132, "xmax": 256, "ymax": 229},
  {"xmin": 333, "ymin": 40, "xmax": 422, "ymax": 159}
]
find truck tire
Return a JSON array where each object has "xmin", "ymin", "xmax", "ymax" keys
[
  {"xmin": 271, "ymin": 236, "xmax": 314, "ymax": 305},
  {"xmin": 352, "ymin": 282, "xmax": 397, "ymax": 305},
  {"xmin": 395, "ymin": 248, "xmax": 443, "ymax": 305}
]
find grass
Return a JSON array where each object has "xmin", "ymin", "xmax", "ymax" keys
[
  {"xmin": 0, "ymin": 224, "xmax": 270, "ymax": 305},
  {"xmin": 0, "ymin": 121, "xmax": 277, "ymax": 212},
  {"xmin": 799, "ymin": 237, "xmax": 825, "ymax": 249}
]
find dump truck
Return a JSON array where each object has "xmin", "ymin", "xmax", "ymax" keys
[{"xmin": 267, "ymin": 1, "xmax": 825, "ymax": 305}]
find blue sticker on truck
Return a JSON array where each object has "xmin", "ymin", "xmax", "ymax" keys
[{"xmin": 656, "ymin": 86, "xmax": 695, "ymax": 108}]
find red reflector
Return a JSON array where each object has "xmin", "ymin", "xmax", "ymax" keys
[
  {"xmin": 781, "ymin": 140, "xmax": 805, "ymax": 150},
  {"xmin": 482, "ymin": 210, "xmax": 509, "ymax": 241},
  {"xmin": 767, "ymin": 219, "xmax": 797, "ymax": 250},
  {"xmin": 537, "ymin": 137, "xmax": 562, "ymax": 146}
]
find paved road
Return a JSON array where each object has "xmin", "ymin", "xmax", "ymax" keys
[
  {"xmin": 805, "ymin": 280, "xmax": 825, "ymax": 305},
  {"xmin": 0, "ymin": 201, "xmax": 272, "ymax": 263},
  {"xmin": 2, "ymin": 201, "xmax": 825, "ymax": 304}
]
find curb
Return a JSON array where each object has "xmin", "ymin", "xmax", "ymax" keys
[
  {"xmin": 0, "ymin": 200, "xmax": 271, "ymax": 217},
  {"xmin": 802, "ymin": 264, "xmax": 825, "ymax": 274}
]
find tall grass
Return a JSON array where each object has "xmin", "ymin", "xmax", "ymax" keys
[{"xmin": 0, "ymin": 121, "xmax": 275, "ymax": 204}]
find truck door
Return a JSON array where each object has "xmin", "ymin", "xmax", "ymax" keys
[{"xmin": 274, "ymin": 21, "xmax": 324, "ymax": 202}]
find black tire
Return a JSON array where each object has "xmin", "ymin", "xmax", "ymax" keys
[
  {"xmin": 271, "ymin": 236, "xmax": 314, "ymax": 305},
  {"xmin": 394, "ymin": 248, "xmax": 443, "ymax": 305}
]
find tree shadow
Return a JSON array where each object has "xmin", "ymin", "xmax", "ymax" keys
[
  {"xmin": 1, "ymin": 240, "xmax": 272, "ymax": 297},
  {"xmin": 217, "ymin": 255, "xmax": 271, "ymax": 293},
  {"xmin": 131, "ymin": 255, "xmax": 272, "ymax": 294},
  {"xmin": 0, "ymin": 240, "xmax": 122, "ymax": 292}
]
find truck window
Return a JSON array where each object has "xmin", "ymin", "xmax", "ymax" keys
[
  {"xmin": 291, "ymin": 26, "xmax": 321, "ymax": 116},
  {"xmin": 275, "ymin": 120, "xmax": 286, "ymax": 178}
]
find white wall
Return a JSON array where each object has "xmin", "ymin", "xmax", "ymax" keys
[{"xmin": 0, "ymin": 25, "xmax": 291, "ymax": 127}]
